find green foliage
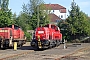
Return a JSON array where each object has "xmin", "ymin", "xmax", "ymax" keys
[
  {"xmin": 25, "ymin": 32, "xmax": 32, "ymax": 42},
  {"xmin": 58, "ymin": 0, "xmax": 90, "ymax": 41},
  {"xmin": 58, "ymin": 20, "xmax": 72, "ymax": 41},
  {"xmin": 26, "ymin": 0, "xmax": 49, "ymax": 27},
  {"xmin": 17, "ymin": 13, "xmax": 32, "ymax": 31},
  {"xmin": 12, "ymin": 13, "xmax": 17, "ymax": 25},
  {"xmin": 0, "ymin": 0, "xmax": 9, "ymax": 11},
  {"xmin": 0, "ymin": 0, "xmax": 12, "ymax": 27}
]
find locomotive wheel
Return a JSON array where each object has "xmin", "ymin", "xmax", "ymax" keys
[
  {"xmin": 56, "ymin": 40, "xmax": 59, "ymax": 46},
  {"xmin": 0, "ymin": 41, "xmax": 1, "ymax": 48},
  {"xmin": 19, "ymin": 44, "xmax": 23, "ymax": 47},
  {"xmin": 53, "ymin": 41, "xmax": 56, "ymax": 47},
  {"xmin": 17, "ymin": 41, "xmax": 23, "ymax": 47},
  {"xmin": 0, "ymin": 38, "xmax": 2, "ymax": 49},
  {"xmin": 2, "ymin": 40, "xmax": 9, "ymax": 49},
  {"xmin": 2, "ymin": 44, "xmax": 6, "ymax": 49},
  {"xmin": 49, "ymin": 42, "xmax": 53, "ymax": 48}
]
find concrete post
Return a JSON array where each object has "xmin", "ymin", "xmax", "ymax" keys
[{"xmin": 64, "ymin": 39, "xmax": 66, "ymax": 49}]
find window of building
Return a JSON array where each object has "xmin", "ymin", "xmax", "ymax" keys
[
  {"xmin": 53, "ymin": 10, "xmax": 54, "ymax": 12},
  {"xmin": 61, "ymin": 15, "xmax": 63, "ymax": 18},
  {"xmin": 56, "ymin": 20, "xmax": 60, "ymax": 22}
]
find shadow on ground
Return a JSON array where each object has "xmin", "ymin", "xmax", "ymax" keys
[{"xmin": 18, "ymin": 46, "xmax": 35, "ymax": 50}]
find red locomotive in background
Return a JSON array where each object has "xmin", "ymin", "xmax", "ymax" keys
[
  {"xmin": 0, "ymin": 25, "xmax": 26, "ymax": 49},
  {"xmin": 31, "ymin": 24, "xmax": 62, "ymax": 49}
]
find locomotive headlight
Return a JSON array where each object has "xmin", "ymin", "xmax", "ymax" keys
[
  {"xmin": 37, "ymin": 35, "xmax": 40, "ymax": 38},
  {"xmin": 0, "ymin": 30, "xmax": 8, "ymax": 32}
]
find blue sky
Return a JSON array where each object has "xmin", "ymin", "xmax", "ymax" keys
[{"xmin": 9, "ymin": 0, "xmax": 90, "ymax": 16}]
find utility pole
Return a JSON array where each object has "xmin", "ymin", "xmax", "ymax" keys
[{"xmin": 37, "ymin": 5, "xmax": 39, "ymax": 27}]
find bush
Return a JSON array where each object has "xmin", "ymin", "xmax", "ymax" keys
[
  {"xmin": 25, "ymin": 32, "xmax": 32, "ymax": 42},
  {"xmin": 71, "ymin": 39, "xmax": 80, "ymax": 43}
]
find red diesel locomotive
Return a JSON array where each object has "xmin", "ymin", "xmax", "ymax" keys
[
  {"xmin": 0, "ymin": 25, "xmax": 26, "ymax": 49},
  {"xmin": 31, "ymin": 24, "xmax": 62, "ymax": 49}
]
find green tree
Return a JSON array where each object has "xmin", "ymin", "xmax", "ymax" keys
[
  {"xmin": 0, "ymin": 0, "xmax": 12, "ymax": 27},
  {"xmin": 0, "ymin": 0, "xmax": 9, "ymax": 11},
  {"xmin": 58, "ymin": 0, "xmax": 90, "ymax": 41},
  {"xmin": 12, "ymin": 13, "xmax": 17, "ymax": 24},
  {"xmin": 0, "ymin": 9, "xmax": 12, "ymax": 27},
  {"xmin": 17, "ymin": 12, "xmax": 32, "ymax": 31},
  {"xmin": 21, "ymin": 0, "xmax": 49, "ymax": 29},
  {"xmin": 58, "ymin": 20, "xmax": 69, "ymax": 40}
]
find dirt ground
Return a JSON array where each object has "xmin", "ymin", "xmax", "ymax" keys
[{"xmin": 60, "ymin": 43, "xmax": 90, "ymax": 60}]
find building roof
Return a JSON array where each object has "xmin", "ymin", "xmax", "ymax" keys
[
  {"xmin": 44, "ymin": 4, "xmax": 66, "ymax": 13},
  {"xmin": 44, "ymin": 4, "xmax": 66, "ymax": 9},
  {"xmin": 48, "ymin": 13, "xmax": 61, "ymax": 22}
]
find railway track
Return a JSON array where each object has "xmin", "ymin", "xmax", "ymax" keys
[
  {"xmin": 0, "ymin": 43, "xmax": 90, "ymax": 60},
  {"xmin": 55, "ymin": 43, "xmax": 90, "ymax": 60},
  {"xmin": 0, "ymin": 42, "xmax": 35, "ymax": 60},
  {"xmin": 0, "ymin": 50, "xmax": 34, "ymax": 60}
]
